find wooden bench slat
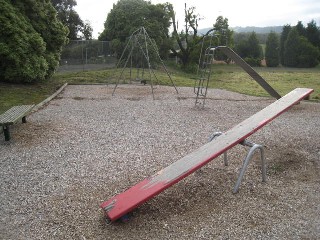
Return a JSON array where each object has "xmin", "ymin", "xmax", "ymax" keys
[{"xmin": 0, "ymin": 105, "xmax": 35, "ymax": 125}]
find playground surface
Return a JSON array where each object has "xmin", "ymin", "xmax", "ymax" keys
[{"xmin": 1, "ymin": 85, "xmax": 319, "ymax": 239}]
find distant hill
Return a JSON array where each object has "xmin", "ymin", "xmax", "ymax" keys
[
  {"xmin": 232, "ymin": 26, "xmax": 283, "ymax": 33},
  {"xmin": 198, "ymin": 26, "xmax": 283, "ymax": 35}
]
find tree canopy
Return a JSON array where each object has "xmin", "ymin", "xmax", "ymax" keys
[
  {"xmin": 99, "ymin": 0, "xmax": 171, "ymax": 58},
  {"xmin": 281, "ymin": 21, "xmax": 320, "ymax": 68},
  {"xmin": 0, "ymin": 0, "xmax": 68, "ymax": 83},
  {"xmin": 235, "ymin": 32, "xmax": 263, "ymax": 66},
  {"xmin": 306, "ymin": 20, "xmax": 320, "ymax": 53},
  {"xmin": 279, "ymin": 25, "xmax": 292, "ymax": 66},
  {"xmin": 99, "ymin": 0, "xmax": 234, "ymax": 69},
  {"xmin": 213, "ymin": 16, "xmax": 234, "ymax": 48},
  {"xmin": 265, "ymin": 32, "xmax": 280, "ymax": 67},
  {"xmin": 51, "ymin": 0, "xmax": 93, "ymax": 40},
  {"xmin": 168, "ymin": 3, "xmax": 209, "ymax": 68},
  {"xmin": 162, "ymin": 5, "xmax": 233, "ymax": 69}
]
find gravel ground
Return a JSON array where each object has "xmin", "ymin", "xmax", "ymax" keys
[{"xmin": 1, "ymin": 84, "xmax": 319, "ymax": 240}]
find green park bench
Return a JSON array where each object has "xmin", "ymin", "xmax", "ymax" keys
[{"xmin": 0, "ymin": 105, "xmax": 35, "ymax": 141}]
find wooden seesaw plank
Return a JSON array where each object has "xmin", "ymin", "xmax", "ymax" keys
[{"xmin": 100, "ymin": 88, "xmax": 313, "ymax": 222}]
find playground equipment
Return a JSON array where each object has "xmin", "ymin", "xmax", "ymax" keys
[
  {"xmin": 111, "ymin": 27, "xmax": 178, "ymax": 99},
  {"xmin": 216, "ymin": 46, "xmax": 281, "ymax": 99},
  {"xmin": 194, "ymin": 45, "xmax": 281, "ymax": 107},
  {"xmin": 194, "ymin": 35, "xmax": 218, "ymax": 106},
  {"xmin": 100, "ymin": 88, "xmax": 313, "ymax": 223}
]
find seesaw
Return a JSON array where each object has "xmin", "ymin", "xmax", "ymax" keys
[{"xmin": 100, "ymin": 88, "xmax": 313, "ymax": 223}]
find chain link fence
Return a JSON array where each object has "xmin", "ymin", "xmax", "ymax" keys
[{"xmin": 57, "ymin": 40, "xmax": 117, "ymax": 73}]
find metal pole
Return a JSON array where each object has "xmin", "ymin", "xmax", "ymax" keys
[
  {"xmin": 86, "ymin": 48, "xmax": 88, "ymax": 65},
  {"xmin": 208, "ymin": 132, "xmax": 228, "ymax": 166},
  {"xmin": 208, "ymin": 133, "xmax": 266, "ymax": 193},
  {"xmin": 143, "ymin": 27, "xmax": 179, "ymax": 94},
  {"xmin": 233, "ymin": 143, "xmax": 266, "ymax": 193}
]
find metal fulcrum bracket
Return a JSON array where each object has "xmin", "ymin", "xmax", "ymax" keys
[{"xmin": 208, "ymin": 132, "xmax": 267, "ymax": 193}]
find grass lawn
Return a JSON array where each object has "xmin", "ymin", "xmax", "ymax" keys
[{"xmin": 1, "ymin": 64, "xmax": 319, "ymax": 114}]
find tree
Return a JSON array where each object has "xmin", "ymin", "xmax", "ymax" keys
[
  {"xmin": 235, "ymin": 32, "xmax": 263, "ymax": 66},
  {"xmin": 99, "ymin": 0, "xmax": 171, "ymax": 58},
  {"xmin": 306, "ymin": 20, "xmax": 320, "ymax": 61},
  {"xmin": 168, "ymin": 3, "xmax": 211, "ymax": 69},
  {"xmin": 265, "ymin": 32, "xmax": 280, "ymax": 67},
  {"xmin": 306, "ymin": 20, "xmax": 320, "ymax": 46},
  {"xmin": 168, "ymin": 5, "xmax": 234, "ymax": 69},
  {"xmin": 213, "ymin": 16, "xmax": 234, "ymax": 48},
  {"xmin": 283, "ymin": 27, "xmax": 300, "ymax": 67},
  {"xmin": 280, "ymin": 25, "xmax": 291, "ymax": 65},
  {"xmin": 247, "ymin": 32, "xmax": 263, "ymax": 59},
  {"xmin": 0, "ymin": 0, "xmax": 68, "ymax": 83},
  {"xmin": 297, "ymin": 37, "xmax": 319, "ymax": 67},
  {"xmin": 213, "ymin": 16, "xmax": 234, "ymax": 62},
  {"xmin": 82, "ymin": 21, "xmax": 93, "ymax": 40},
  {"xmin": 296, "ymin": 21, "xmax": 307, "ymax": 37},
  {"xmin": 284, "ymin": 27, "xmax": 319, "ymax": 67},
  {"xmin": 51, "ymin": 0, "xmax": 92, "ymax": 40},
  {"xmin": 234, "ymin": 39, "xmax": 250, "ymax": 58},
  {"xmin": 280, "ymin": 21, "xmax": 319, "ymax": 68}
]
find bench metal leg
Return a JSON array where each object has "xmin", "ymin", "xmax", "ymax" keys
[
  {"xmin": 3, "ymin": 126, "xmax": 10, "ymax": 141},
  {"xmin": 22, "ymin": 116, "xmax": 27, "ymax": 123}
]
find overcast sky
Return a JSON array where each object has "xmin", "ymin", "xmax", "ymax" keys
[{"xmin": 75, "ymin": 0, "xmax": 320, "ymax": 38}]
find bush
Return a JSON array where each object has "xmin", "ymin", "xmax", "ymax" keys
[
  {"xmin": 244, "ymin": 57, "xmax": 261, "ymax": 67},
  {"xmin": 296, "ymin": 37, "xmax": 319, "ymax": 67},
  {"xmin": 181, "ymin": 63, "xmax": 198, "ymax": 73}
]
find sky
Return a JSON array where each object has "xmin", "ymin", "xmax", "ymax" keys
[{"xmin": 75, "ymin": 0, "xmax": 320, "ymax": 39}]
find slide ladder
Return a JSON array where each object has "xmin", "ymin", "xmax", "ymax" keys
[{"xmin": 194, "ymin": 47, "xmax": 215, "ymax": 107}]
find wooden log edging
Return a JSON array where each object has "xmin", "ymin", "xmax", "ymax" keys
[{"xmin": 33, "ymin": 83, "xmax": 68, "ymax": 111}]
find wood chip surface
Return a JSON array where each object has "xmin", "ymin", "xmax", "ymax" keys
[{"xmin": 1, "ymin": 85, "xmax": 319, "ymax": 239}]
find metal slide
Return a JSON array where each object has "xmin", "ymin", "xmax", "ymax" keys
[{"xmin": 216, "ymin": 46, "xmax": 281, "ymax": 99}]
